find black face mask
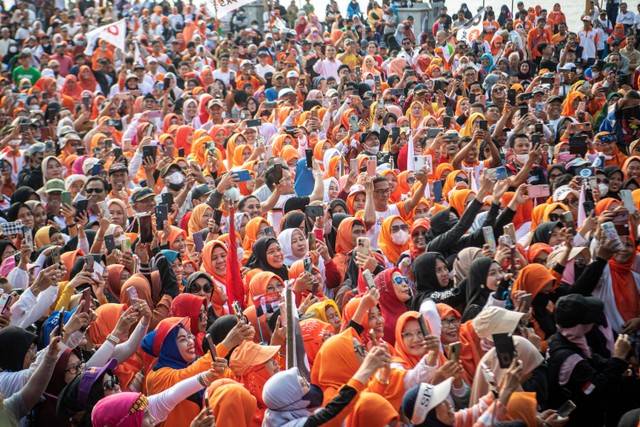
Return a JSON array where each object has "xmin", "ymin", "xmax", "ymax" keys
[
  {"xmin": 532, "ymin": 292, "xmax": 550, "ymax": 309},
  {"xmin": 302, "ymin": 384, "xmax": 324, "ymax": 408}
]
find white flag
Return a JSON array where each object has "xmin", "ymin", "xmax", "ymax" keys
[
  {"xmin": 204, "ymin": 0, "xmax": 256, "ymax": 19},
  {"xmin": 456, "ymin": 8, "xmax": 485, "ymax": 45},
  {"xmin": 84, "ymin": 20, "xmax": 126, "ymax": 55}
]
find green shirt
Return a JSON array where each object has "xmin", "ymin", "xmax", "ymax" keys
[{"xmin": 12, "ymin": 66, "xmax": 41, "ymax": 85}]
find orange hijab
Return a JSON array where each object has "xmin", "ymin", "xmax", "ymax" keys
[
  {"xmin": 206, "ymin": 380, "xmax": 257, "ymax": 427},
  {"xmin": 242, "ymin": 217, "xmax": 270, "ymax": 263},
  {"xmin": 511, "ymin": 264, "xmax": 556, "ymax": 301},
  {"xmin": 609, "ymin": 234, "xmax": 640, "ymax": 322},
  {"xmin": 378, "ymin": 215, "xmax": 409, "ymax": 265},
  {"xmin": 449, "ymin": 189, "xmax": 475, "ymax": 217}
]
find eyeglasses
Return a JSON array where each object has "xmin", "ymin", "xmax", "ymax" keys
[
  {"xmin": 393, "ymin": 276, "xmax": 409, "ymax": 285},
  {"xmin": 492, "ymin": 86, "xmax": 505, "ymax": 92},
  {"xmin": 103, "ymin": 376, "xmax": 120, "ymax": 390},
  {"xmin": 66, "ymin": 361, "xmax": 85, "ymax": 376},
  {"xmin": 400, "ymin": 330, "xmax": 425, "ymax": 340},
  {"xmin": 86, "ymin": 188, "xmax": 104, "ymax": 194},
  {"xmin": 548, "ymin": 213, "xmax": 562, "ymax": 221},
  {"xmin": 441, "ymin": 318, "xmax": 460, "ymax": 327},
  {"xmin": 374, "ymin": 188, "xmax": 392, "ymax": 195},
  {"xmin": 412, "ymin": 230, "xmax": 427, "ymax": 237},
  {"xmin": 188, "ymin": 283, "xmax": 214, "ymax": 293},
  {"xmin": 390, "ymin": 224, "xmax": 409, "ymax": 233}
]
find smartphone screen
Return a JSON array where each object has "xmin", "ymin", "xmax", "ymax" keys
[{"xmin": 139, "ymin": 214, "xmax": 153, "ymax": 243}]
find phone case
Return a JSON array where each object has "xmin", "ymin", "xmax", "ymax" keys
[{"xmin": 482, "ymin": 226, "xmax": 496, "ymax": 253}]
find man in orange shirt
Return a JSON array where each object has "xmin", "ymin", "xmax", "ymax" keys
[
  {"xmin": 235, "ymin": 60, "xmax": 266, "ymax": 91},
  {"xmin": 527, "ymin": 18, "xmax": 552, "ymax": 64},
  {"xmin": 482, "ymin": 10, "xmax": 499, "ymax": 43},
  {"xmin": 514, "ymin": 10, "xmax": 533, "ymax": 33}
]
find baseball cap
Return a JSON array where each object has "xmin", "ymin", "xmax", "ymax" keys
[
  {"xmin": 278, "ymin": 87, "xmax": 295, "ymax": 98},
  {"xmin": 159, "ymin": 163, "xmax": 182, "ymax": 177},
  {"xmin": 402, "ymin": 378, "xmax": 453, "ymax": 425},
  {"xmin": 132, "ymin": 187, "xmax": 156, "ymax": 202},
  {"xmin": 108, "ymin": 163, "xmax": 128, "ymax": 175},
  {"xmin": 547, "ymin": 95, "xmax": 564, "ymax": 104},
  {"xmin": 286, "ymin": 70, "xmax": 299, "ymax": 79},
  {"xmin": 553, "ymin": 185, "xmax": 580, "ymax": 202},
  {"xmin": 44, "ymin": 178, "xmax": 65, "ymax": 193},
  {"xmin": 192, "ymin": 184, "xmax": 213, "ymax": 200},
  {"xmin": 582, "ymin": 16, "xmax": 592, "ymax": 21},
  {"xmin": 28, "ymin": 142, "xmax": 46, "ymax": 157},
  {"xmin": 473, "ymin": 307, "xmax": 525, "ymax": 339},
  {"xmin": 230, "ymin": 341, "xmax": 280, "ymax": 375},
  {"xmin": 240, "ymin": 59, "xmax": 252, "ymax": 67},
  {"xmin": 208, "ymin": 98, "xmax": 224, "ymax": 108},
  {"xmin": 326, "ymin": 89, "xmax": 339, "ymax": 98},
  {"xmin": 359, "ymin": 130, "xmax": 380, "ymax": 144},
  {"xmin": 559, "ymin": 63, "xmax": 575, "ymax": 71},
  {"xmin": 82, "ymin": 158, "xmax": 100, "ymax": 176},
  {"xmin": 555, "ymin": 294, "xmax": 605, "ymax": 327}
]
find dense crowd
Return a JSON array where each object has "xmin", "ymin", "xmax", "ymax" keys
[{"xmin": 1, "ymin": 0, "xmax": 640, "ymax": 426}]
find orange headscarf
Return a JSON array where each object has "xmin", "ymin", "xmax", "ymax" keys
[
  {"xmin": 511, "ymin": 264, "xmax": 556, "ymax": 301},
  {"xmin": 527, "ymin": 243, "xmax": 553, "ymax": 264},
  {"xmin": 502, "ymin": 192, "xmax": 533, "ymax": 230},
  {"xmin": 609, "ymin": 234, "xmax": 639, "ymax": 322},
  {"xmin": 242, "ymin": 217, "xmax": 270, "ymax": 263},
  {"xmin": 206, "ymin": 379, "xmax": 257, "ymax": 427},
  {"xmin": 595, "ymin": 197, "xmax": 621, "ymax": 216},
  {"xmin": 378, "ymin": 215, "xmax": 409, "ymax": 265},
  {"xmin": 392, "ymin": 311, "xmax": 427, "ymax": 369},
  {"xmin": 449, "ymin": 189, "xmax": 475, "ymax": 216},
  {"xmin": 175, "ymin": 125, "xmax": 195, "ymax": 156},
  {"xmin": 300, "ymin": 318, "xmax": 333, "ymax": 369}
]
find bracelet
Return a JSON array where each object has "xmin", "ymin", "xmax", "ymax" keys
[
  {"xmin": 95, "ymin": 237, "xmax": 104, "ymax": 242},
  {"xmin": 198, "ymin": 373, "xmax": 211, "ymax": 387},
  {"xmin": 197, "ymin": 373, "xmax": 206, "ymax": 386},
  {"xmin": 106, "ymin": 334, "xmax": 120, "ymax": 345}
]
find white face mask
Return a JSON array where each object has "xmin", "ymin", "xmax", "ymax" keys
[
  {"xmin": 224, "ymin": 187, "xmax": 240, "ymax": 202},
  {"xmin": 515, "ymin": 154, "xmax": 529, "ymax": 164},
  {"xmin": 604, "ymin": 154, "xmax": 614, "ymax": 160},
  {"xmin": 414, "ymin": 213, "xmax": 428, "ymax": 219},
  {"xmin": 391, "ymin": 230, "xmax": 410, "ymax": 245},
  {"xmin": 592, "ymin": 71, "xmax": 600, "ymax": 78},
  {"xmin": 401, "ymin": 127, "xmax": 410, "ymax": 134},
  {"xmin": 598, "ymin": 183, "xmax": 609, "ymax": 197},
  {"xmin": 384, "ymin": 123, "xmax": 395, "ymax": 132},
  {"xmin": 367, "ymin": 145, "xmax": 379, "ymax": 155},
  {"xmin": 365, "ymin": 79, "xmax": 375, "ymax": 87}
]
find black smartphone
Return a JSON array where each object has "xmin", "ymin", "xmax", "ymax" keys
[
  {"xmin": 139, "ymin": 214, "xmax": 153, "ymax": 243},
  {"xmin": 104, "ymin": 235, "xmax": 116, "ymax": 253},
  {"xmin": 20, "ymin": 121, "xmax": 28, "ymax": 133},
  {"xmin": 433, "ymin": 180, "xmax": 443, "ymax": 203},
  {"xmin": 161, "ymin": 192, "xmax": 174, "ymax": 207},
  {"xmin": 273, "ymin": 164, "xmax": 283, "ymax": 184},
  {"xmin": 305, "ymin": 148, "xmax": 313, "ymax": 168},
  {"xmin": 417, "ymin": 316, "xmax": 430, "ymax": 337},
  {"xmin": 469, "ymin": 92, "xmax": 476, "ymax": 104},
  {"xmin": 532, "ymin": 133, "xmax": 541, "ymax": 147},
  {"xmin": 583, "ymin": 200, "xmax": 595, "ymax": 216},
  {"xmin": 81, "ymin": 288, "xmax": 91, "ymax": 313},
  {"xmin": 107, "ymin": 118, "xmax": 123, "ymax": 131},
  {"xmin": 163, "ymin": 76, "xmax": 171, "ymax": 88},
  {"xmin": 113, "ymin": 147, "xmax": 123, "ymax": 160},
  {"xmin": 142, "ymin": 145, "xmax": 157, "ymax": 163},
  {"xmin": 178, "ymin": 147, "xmax": 185, "ymax": 158},
  {"xmin": 104, "ymin": 138, "xmax": 113, "ymax": 151},
  {"xmin": 57, "ymin": 308, "xmax": 65, "ymax": 336},
  {"xmin": 519, "ymin": 106, "xmax": 529, "ymax": 117},
  {"xmin": 85, "ymin": 255, "xmax": 94, "ymax": 272},
  {"xmin": 75, "ymin": 199, "xmax": 89, "ymax": 220},
  {"xmin": 478, "ymin": 120, "xmax": 488, "ymax": 131},
  {"xmin": 246, "ymin": 119, "xmax": 261, "ymax": 128},
  {"xmin": 520, "ymin": 92, "xmax": 534, "ymax": 101},
  {"xmin": 205, "ymin": 333, "xmax": 217, "ymax": 358},
  {"xmin": 305, "ymin": 205, "xmax": 324, "ymax": 218},
  {"xmin": 91, "ymin": 162, "xmax": 101, "ymax": 176},
  {"xmin": 212, "ymin": 209, "xmax": 223, "ymax": 227},
  {"xmin": 534, "ymin": 123, "xmax": 543, "ymax": 134},
  {"xmin": 442, "ymin": 116, "xmax": 451, "ymax": 129},
  {"xmin": 507, "ymin": 89, "xmax": 517, "ymax": 105},
  {"xmin": 492, "ymin": 333, "xmax": 516, "ymax": 369},
  {"xmin": 41, "ymin": 127, "xmax": 51, "ymax": 141},
  {"xmin": 155, "ymin": 205, "xmax": 168, "ymax": 230}
]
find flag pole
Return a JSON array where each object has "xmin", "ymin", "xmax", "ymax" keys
[{"xmin": 285, "ymin": 284, "xmax": 295, "ymax": 369}]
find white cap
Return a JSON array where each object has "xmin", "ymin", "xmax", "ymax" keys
[
  {"xmin": 559, "ymin": 63, "xmax": 575, "ymax": 71},
  {"xmin": 286, "ymin": 70, "xmax": 299, "ymax": 79},
  {"xmin": 408, "ymin": 378, "xmax": 453, "ymax": 424},
  {"xmin": 278, "ymin": 87, "xmax": 295, "ymax": 98},
  {"xmin": 240, "ymin": 59, "xmax": 252, "ymax": 67},
  {"xmin": 473, "ymin": 307, "xmax": 525, "ymax": 340},
  {"xmin": 553, "ymin": 185, "xmax": 580, "ymax": 202}
]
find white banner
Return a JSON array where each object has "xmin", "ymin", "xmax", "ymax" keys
[
  {"xmin": 204, "ymin": 0, "xmax": 256, "ymax": 19},
  {"xmin": 84, "ymin": 20, "xmax": 126, "ymax": 55},
  {"xmin": 456, "ymin": 8, "xmax": 485, "ymax": 45}
]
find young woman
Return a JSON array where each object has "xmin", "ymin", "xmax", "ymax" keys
[
  {"xmin": 142, "ymin": 317, "xmax": 228, "ymax": 427},
  {"xmin": 245, "ymin": 237, "xmax": 289, "ymax": 281},
  {"xmin": 168, "ymin": 294, "xmax": 208, "ymax": 356}
]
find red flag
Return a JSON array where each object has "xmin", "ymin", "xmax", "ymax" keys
[{"xmin": 226, "ymin": 205, "xmax": 245, "ymax": 311}]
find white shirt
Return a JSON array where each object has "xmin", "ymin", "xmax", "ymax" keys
[
  {"xmin": 255, "ymin": 63, "xmax": 275, "ymax": 79},
  {"xmin": 365, "ymin": 204, "xmax": 401, "ymax": 249},
  {"xmin": 212, "ymin": 68, "xmax": 235, "ymax": 87},
  {"xmin": 616, "ymin": 10, "xmax": 636, "ymax": 26},
  {"xmin": 577, "ymin": 28, "xmax": 599, "ymax": 60}
]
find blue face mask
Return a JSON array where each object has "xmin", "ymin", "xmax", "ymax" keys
[{"xmin": 302, "ymin": 384, "xmax": 324, "ymax": 408}]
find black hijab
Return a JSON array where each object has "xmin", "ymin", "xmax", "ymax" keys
[
  {"xmin": 0, "ymin": 326, "xmax": 37, "ymax": 371},
  {"xmin": 410, "ymin": 252, "xmax": 456, "ymax": 310},
  {"xmin": 325, "ymin": 212, "xmax": 350, "ymax": 256},
  {"xmin": 531, "ymin": 221, "xmax": 562, "ymax": 245},
  {"xmin": 245, "ymin": 237, "xmax": 289, "ymax": 280},
  {"xmin": 281, "ymin": 211, "xmax": 307, "ymax": 232},
  {"xmin": 7, "ymin": 202, "xmax": 27, "ymax": 222},
  {"xmin": 462, "ymin": 257, "xmax": 496, "ymax": 322},
  {"xmin": 427, "ymin": 209, "xmax": 458, "ymax": 240},
  {"xmin": 206, "ymin": 315, "xmax": 240, "ymax": 360}
]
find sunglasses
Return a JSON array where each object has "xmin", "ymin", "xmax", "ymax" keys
[
  {"xmin": 188, "ymin": 283, "xmax": 214, "ymax": 293},
  {"xmin": 454, "ymin": 176, "xmax": 469, "ymax": 184},
  {"xmin": 393, "ymin": 276, "xmax": 409, "ymax": 285},
  {"xmin": 86, "ymin": 188, "xmax": 104, "ymax": 194},
  {"xmin": 390, "ymin": 224, "xmax": 409, "ymax": 233}
]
